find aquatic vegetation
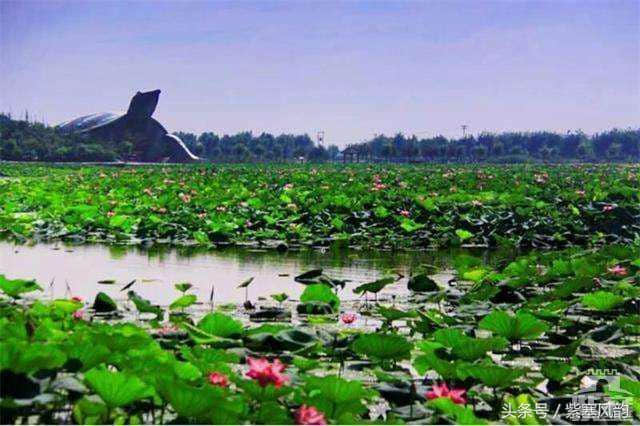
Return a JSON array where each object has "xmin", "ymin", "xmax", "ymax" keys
[
  {"xmin": 1, "ymin": 243, "xmax": 638, "ymax": 424},
  {"xmin": 0, "ymin": 163, "xmax": 638, "ymax": 249}
]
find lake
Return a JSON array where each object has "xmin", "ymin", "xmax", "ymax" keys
[{"xmin": 0, "ymin": 241, "xmax": 513, "ymax": 306}]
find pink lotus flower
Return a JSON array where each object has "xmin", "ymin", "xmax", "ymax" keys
[
  {"xmin": 341, "ymin": 313, "xmax": 357, "ymax": 324},
  {"xmin": 602, "ymin": 205, "xmax": 615, "ymax": 212},
  {"xmin": 534, "ymin": 173, "xmax": 549, "ymax": 184},
  {"xmin": 399, "ymin": 210, "xmax": 410, "ymax": 217},
  {"xmin": 246, "ymin": 357, "xmax": 289, "ymax": 388},
  {"xmin": 576, "ymin": 190, "xmax": 585, "ymax": 197},
  {"xmin": 157, "ymin": 324, "xmax": 179, "ymax": 335},
  {"xmin": 208, "ymin": 372, "xmax": 230, "ymax": 387},
  {"xmin": 426, "ymin": 382, "xmax": 466, "ymax": 405},
  {"xmin": 607, "ymin": 265, "xmax": 628, "ymax": 276},
  {"xmin": 283, "ymin": 183, "xmax": 293, "ymax": 190},
  {"xmin": 295, "ymin": 405, "xmax": 327, "ymax": 425},
  {"xmin": 72, "ymin": 310, "xmax": 85, "ymax": 320}
]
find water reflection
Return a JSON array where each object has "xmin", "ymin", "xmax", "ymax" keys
[{"xmin": 0, "ymin": 241, "xmax": 519, "ymax": 306}]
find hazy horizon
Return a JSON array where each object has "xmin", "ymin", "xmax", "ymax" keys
[{"xmin": 1, "ymin": 0, "xmax": 638, "ymax": 146}]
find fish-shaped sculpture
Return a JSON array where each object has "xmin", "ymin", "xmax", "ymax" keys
[{"xmin": 59, "ymin": 90, "xmax": 199, "ymax": 163}]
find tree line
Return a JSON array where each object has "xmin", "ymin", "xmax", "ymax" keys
[
  {"xmin": 342, "ymin": 129, "xmax": 639, "ymax": 163},
  {"xmin": 1, "ymin": 113, "xmax": 638, "ymax": 163}
]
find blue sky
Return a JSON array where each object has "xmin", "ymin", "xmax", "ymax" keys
[{"xmin": 1, "ymin": 0, "xmax": 638, "ymax": 145}]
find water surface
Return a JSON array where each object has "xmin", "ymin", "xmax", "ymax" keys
[{"xmin": 0, "ymin": 242, "xmax": 512, "ymax": 305}]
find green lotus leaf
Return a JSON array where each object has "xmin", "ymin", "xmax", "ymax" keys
[
  {"xmin": 254, "ymin": 401, "xmax": 292, "ymax": 425},
  {"xmin": 51, "ymin": 299, "xmax": 83, "ymax": 314},
  {"xmin": 462, "ymin": 268, "xmax": 489, "ymax": 283},
  {"xmin": 197, "ymin": 312, "xmax": 244, "ymax": 339},
  {"xmin": 92, "ymin": 292, "xmax": 117, "ymax": 313},
  {"xmin": 407, "ymin": 273, "xmax": 439, "ymax": 292},
  {"xmin": 581, "ymin": 291, "xmax": 625, "ymax": 311},
  {"xmin": 1, "ymin": 341, "xmax": 67, "ymax": 374},
  {"xmin": 72, "ymin": 395, "xmax": 109, "ymax": 425},
  {"xmin": 413, "ymin": 351, "xmax": 459, "ymax": 379},
  {"xmin": 458, "ymin": 363, "xmax": 526, "ymax": 388},
  {"xmin": 294, "ymin": 269, "xmax": 323, "ymax": 284},
  {"xmin": 128, "ymin": 291, "xmax": 162, "ymax": 317},
  {"xmin": 300, "ymin": 284, "xmax": 339, "ymax": 311},
  {"xmin": 0, "ymin": 275, "xmax": 41, "ymax": 298},
  {"xmin": 63, "ymin": 337, "xmax": 111, "ymax": 371},
  {"xmin": 428, "ymin": 397, "xmax": 487, "ymax": 425},
  {"xmin": 376, "ymin": 305, "xmax": 419, "ymax": 322},
  {"xmin": 270, "ymin": 293, "xmax": 289, "ymax": 303},
  {"xmin": 237, "ymin": 277, "xmax": 255, "ymax": 288},
  {"xmin": 479, "ymin": 310, "xmax": 549, "ymax": 341},
  {"xmin": 301, "ymin": 375, "xmax": 376, "ymax": 422},
  {"xmin": 353, "ymin": 276, "xmax": 395, "ymax": 295},
  {"xmin": 157, "ymin": 378, "xmax": 245, "ymax": 422},
  {"xmin": 433, "ymin": 328, "xmax": 508, "ymax": 361},
  {"xmin": 174, "ymin": 282, "xmax": 193, "ymax": 293},
  {"xmin": 351, "ymin": 333, "xmax": 413, "ymax": 361},
  {"xmin": 169, "ymin": 294, "xmax": 197, "ymax": 310},
  {"xmin": 296, "ymin": 301, "xmax": 334, "ymax": 315},
  {"xmin": 455, "ymin": 229, "xmax": 473, "ymax": 241},
  {"xmin": 541, "ymin": 361, "xmax": 571, "ymax": 382},
  {"xmin": 84, "ymin": 368, "xmax": 154, "ymax": 408}
]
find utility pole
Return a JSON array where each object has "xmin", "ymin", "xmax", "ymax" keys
[{"xmin": 461, "ymin": 125, "xmax": 468, "ymax": 138}]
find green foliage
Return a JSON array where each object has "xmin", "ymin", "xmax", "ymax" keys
[
  {"xmin": 196, "ymin": 312, "xmax": 244, "ymax": 339},
  {"xmin": 157, "ymin": 378, "xmax": 245, "ymax": 423},
  {"xmin": 353, "ymin": 276, "xmax": 395, "ymax": 295},
  {"xmin": 0, "ymin": 275, "xmax": 41, "ymax": 298},
  {"xmin": 479, "ymin": 310, "xmax": 549, "ymax": 341},
  {"xmin": 407, "ymin": 273, "xmax": 439, "ymax": 292},
  {"xmin": 300, "ymin": 284, "xmax": 339, "ymax": 311},
  {"xmin": 428, "ymin": 397, "xmax": 487, "ymax": 425},
  {"xmin": 271, "ymin": 293, "xmax": 289, "ymax": 304},
  {"xmin": 432, "ymin": 328, "xmax": 508, "ymax": 361},
  {"xmin": 351, "ymin": 333, "xmax": 413, "ymax": 361},
  {"xmin": 581, "ymin": 291, "xmax": 625, "ymax": 311},
  {"xmin": 0, "ymin": 160, "xmax": 639, "ymax": 425},
  {"xmin": 93, "ymin": 292, "xmax": 117, "ymax": 312},
  {"xmin": 84, "ymin": 368, "xmax": 154, "ymax": 408},
  {"xmin": 458, "ymin": 362, "xmax": 526, "ymax": 388},
  {"xmin": 169, "ymin": 294, "xmax": 197, "ymax": 310},
  {"xmin": 299, "ymin": 375, "xmax": 377, "ymax": 423},
  {"xmin": 541, "ymin": 361, "xmax": 571, "ymax": 382},
  {"xmin": 128, "ymin": 291, "xmax": 163, "ymax": 317},
  {"xmin": 174, "ymin": 282, "xmax": 193, "ymax": 293},
  {"xmin": 0, "ymin": 163, "xmax": 638, "ymax": 250}
]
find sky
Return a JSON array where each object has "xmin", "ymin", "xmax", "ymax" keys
[{"xmin": 1, "ymin": 0, "xmax": 638, "ymax": 146}]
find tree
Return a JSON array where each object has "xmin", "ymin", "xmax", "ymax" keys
[{"xmin": 0, "ymin": 138, "xmax": 21, "ymax": 160}]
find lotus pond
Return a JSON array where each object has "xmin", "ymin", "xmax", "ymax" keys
[
  {"xmin": 0, "ymin": 163, "xmax": 639, "ymax": 425},
  {"xmin": 0, "ymin": 163, "xmax": 638, "ymax": 249}
]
